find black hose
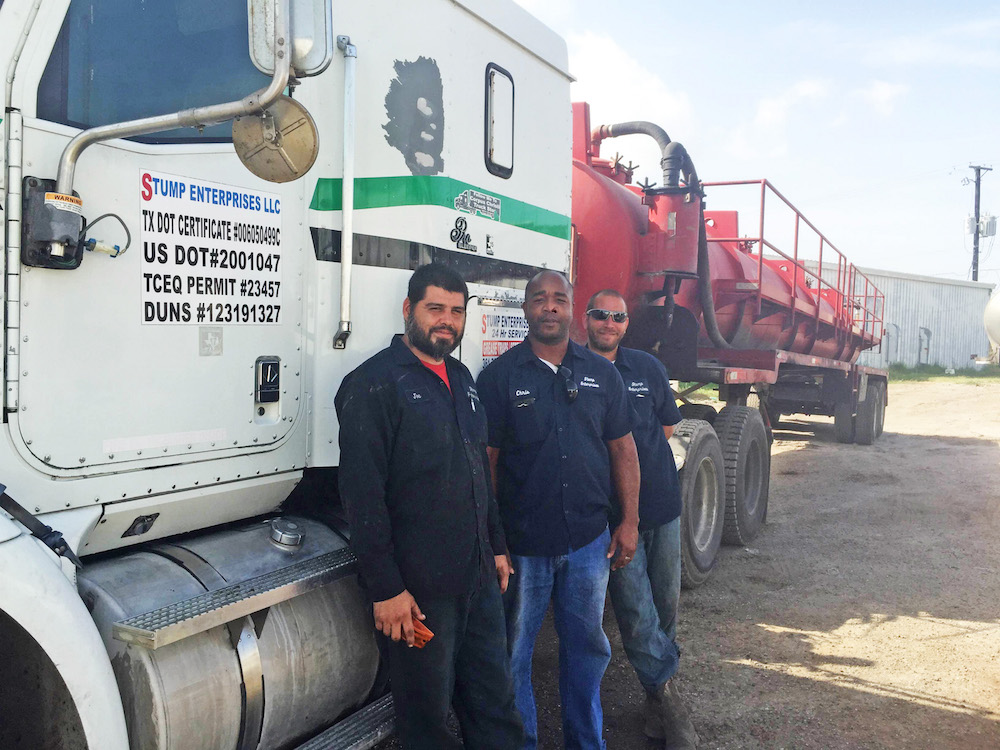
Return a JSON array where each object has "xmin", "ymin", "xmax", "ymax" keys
[
  {"xmin": 593, "ymin": 121, "xmax": 720, "ymax": 344},
  {"xmin": 697, "ymin": 211, "xmax": 732, "ymax": 349},
  {"xmin": 592, "ymin": 121, "xmax": 703, "ymax": 190}
]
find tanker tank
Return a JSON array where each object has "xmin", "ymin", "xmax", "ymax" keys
[{"xmin": 569, "ymin": 103, "xmax": 882, "ymax": 375}]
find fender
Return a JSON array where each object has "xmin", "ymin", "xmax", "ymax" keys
[{"xmin": 0, "ymin": 515, "xmax": 129, "ymax": 750}]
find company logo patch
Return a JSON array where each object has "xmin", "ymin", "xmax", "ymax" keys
[
  {"xmin": 628, "ymin": 380, "xmax": 649, "ymax": 395},
  {"xmin": 580, "ymin": 376, "xmax": 601, "ymax": 389}
]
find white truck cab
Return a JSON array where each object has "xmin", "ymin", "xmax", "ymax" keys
[{"xmin": 0, "ymin": 1, "xmax": 571, "ymax": 747}]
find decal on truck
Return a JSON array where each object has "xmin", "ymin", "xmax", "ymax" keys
[{"xmin": 139, "ymin": 170, "xmax": 283, "ymax": 325}]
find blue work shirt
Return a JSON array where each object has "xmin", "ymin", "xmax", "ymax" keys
[
  {"xmin": 612, "ymin": 346, "xmax": 683, "ymax": 531},
  {"xmin": 477, "ymin": 338, "xmax": 634, "ymax": 557}
]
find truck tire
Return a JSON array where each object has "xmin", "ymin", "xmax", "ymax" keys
[
  {"xmin": 715, "ymin": 406, "xmax": 770, "ymax": 546},
  {"xmin": 855, "ymin": 384, "xmax": 881, "ymax": 445},
  {"xmin": 833, "ymin": 400, "xmax": 855, "ymax": 443},
  {"xmin": 678, "ymin": 403, "xmax": 718, "ymax": 426},
  {"xmin": 675, "ymin": 419, "xmax": 725, "ymax": 589},
  {"xmin": 875, "ymin": 381, "xmax": 887, "ymax": 438}
]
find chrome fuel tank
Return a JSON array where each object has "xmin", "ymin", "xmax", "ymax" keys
[{"xmin": 78, "ymin": 516, "xmax": 379, "ymax": 750}]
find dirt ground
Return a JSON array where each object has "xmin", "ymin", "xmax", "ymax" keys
[{"xmin": 380, "ymin": 380, "xmax": 1000, "ymax": 748}]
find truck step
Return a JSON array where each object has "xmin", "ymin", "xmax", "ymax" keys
[
  {"xmin": 295, "ymin": 694, "xmax": 395, "ymax": 750},
  {"xmin": 113, "ymin": 547, "xmax": 357, "ymax": 649}
]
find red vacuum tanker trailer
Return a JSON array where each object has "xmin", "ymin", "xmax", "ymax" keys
[{"xmin": 569, "ymin": 103, "xmax": 887, "ymax": 587}]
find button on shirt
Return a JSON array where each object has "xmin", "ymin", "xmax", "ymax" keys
[
  {"xmin": 477, "ymin": 339, "xmax": 634, "ymax": 557},
  {"xmin": 335, "ymin": 335, "xmax": 505, "ymax": 603},
  {"xmin": 612, "ymin": 346, "xmax": 683, "ymax": 531}
]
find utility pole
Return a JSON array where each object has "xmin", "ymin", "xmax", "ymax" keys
[{"xmin": 970, "ymin": 164, "xmax": 992, "ymax": 281}]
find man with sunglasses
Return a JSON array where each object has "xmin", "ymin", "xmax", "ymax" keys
[
  {"xmin": 585, "ymin": 290, "xmax": 698, "ymax": 750},
  {"xmin": 477, "ymin": 270, "xmax": 640, "ymax": 750}
]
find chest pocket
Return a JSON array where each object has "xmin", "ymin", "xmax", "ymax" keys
[
  {"xmin": 509, "ymin": 392, "xmax": 552, "ymax": 446},
  {"xmin": 467, "ymin": 389, "xmax": 489, "ymax": 444},
  {"xmin": 398, "ymin": 385, "xmax": 449, "ymax": 452}
]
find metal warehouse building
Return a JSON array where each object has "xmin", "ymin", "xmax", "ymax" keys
[{"xmin": 803, "ymin": 261, "xmax": 995, "ymax": 369}]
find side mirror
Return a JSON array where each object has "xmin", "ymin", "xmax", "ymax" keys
[{"xmin": 248, "ymin": 0, "xmax": 334, "ymax": 77}]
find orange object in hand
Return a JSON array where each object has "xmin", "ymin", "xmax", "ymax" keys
[{"xmin": 411, "ymin": 618, "xmax": 434, "ymax": 648}]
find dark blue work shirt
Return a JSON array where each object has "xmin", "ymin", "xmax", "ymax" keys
[
  {"xmin": 477, "ymin": 339, "xmax": 634, "ymax": 557},
  {"xmin": 612, "ymin": 346, "xmax": 683, "ymax": 531},
  {"xmin": 335, "ymin": 335, "xmax": 505, "ymax": 602}
]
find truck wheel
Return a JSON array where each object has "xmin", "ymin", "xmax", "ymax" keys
[
  {"xmin": 715, "ymin": 406, "xmax": 770, "ymax": 546},
  {"xmin": 678, "ymin": 403, "xmax": 718, "ymax": 426},
  {"xmin": 675, "ymin": 419, "xmax": 725, "ymax": 589},
  {"xmin": 875, "ymin": 382, "xmax": 887, "ymax": 438},
  {"xmin": 833, "ymin": 400, "xmax": 855, "ymax": 443},
  {"xmin": 855, "ymin": 384, "xmax": 881, "ymax": 445}
]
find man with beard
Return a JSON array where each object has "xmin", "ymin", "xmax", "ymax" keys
[
  {"xmin": 336, "ymin": 264, "xmax": 523, "ymax": 749},
  {"xmin": 477, "ymin": 270, "xmax": 640, "ymax": 750},
  {"xmin": 584, "ymin": 290, "xmax": 698, "ymax": 749}
]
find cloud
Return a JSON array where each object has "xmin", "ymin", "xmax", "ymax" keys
[
  {"xmin": 855, "ymin": 80, "xmax": 909, "ymax": 117},
  {"xmin": 754, "ymin": 80, "xmax": 829, "ymax": 128},
  {"xmin": 863, "ymin": 19, "xmax": 1000, "ymax": 68},
  {"xmin": 725, "ymin": 79, "xmax": 830, "ymax": 161}
]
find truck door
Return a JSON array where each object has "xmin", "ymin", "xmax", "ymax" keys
[{"xmin": 9, "ymin": 0, "xmax": 308, "ymax": 474}]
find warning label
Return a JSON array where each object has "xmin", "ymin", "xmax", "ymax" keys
[
  {"xmin": 481, "ymin": 311, "xmax": 528, "ymax": 366},
  {"xmin": 44, "ymin": 192, "xmax": 83, "ymax": 215},
  {"xmin": 139, "ymin": 170, "xmax": 282, "ymax": 325}
]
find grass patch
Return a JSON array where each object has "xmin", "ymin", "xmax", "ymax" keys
[{"xmin": 887, "ymin": 362, "xmax": 1000, "ymax": 382}]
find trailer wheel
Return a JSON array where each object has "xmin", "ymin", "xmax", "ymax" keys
[
  {"xmin": 875, "ymin": 382, "xmax": 887, "ymax": 438},
  {"xmin": 855, "ymin": 384, "xmax": 881, "ymax": 445},
  {"xmin": 675, "ymin": 419, "xmax": 725, "ymax": 589},
  {"xmin": 833, "ymin": 400, "xmax": 855, "ymax": 443},
  {"xmin": 715, "ymin": 406, "xmax": 770, "ymax": 546},
  {"xmin": 678, "ymin": 403, "xmax": 718, "ymax": 426}
]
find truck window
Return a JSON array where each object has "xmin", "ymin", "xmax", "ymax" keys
[
  {"xmin": 37, "ymin": 0, "xmax": 269, "ymax": 143},
  {"xmin": 485, "ymin": 63, "xmax": 514, "ymax": 178}
]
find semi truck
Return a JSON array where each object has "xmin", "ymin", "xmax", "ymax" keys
[{"xmin": 0, "ymin": 1, "xmax": 886, "ymax": 748}]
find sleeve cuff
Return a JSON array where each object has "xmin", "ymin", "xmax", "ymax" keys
[{"xmin": 358, "ymin": 557, "xmax": 407, "ymax": 603}]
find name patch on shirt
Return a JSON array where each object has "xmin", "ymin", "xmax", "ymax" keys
[
  {"xmin": 407, "ymin": 390, "xmax": 427, "ymax": 403},
  {"xmin": 579, "ymin": 376, "xmax": 601, "ymax": 389}
]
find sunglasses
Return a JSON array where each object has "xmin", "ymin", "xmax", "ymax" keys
[
  {"xmin": 586, "ymin": 308, "xmax": 628, "ymax": 323},
  {"xmin": 557, "ymin": 365, "xmax": 579, "ymax": 403}
]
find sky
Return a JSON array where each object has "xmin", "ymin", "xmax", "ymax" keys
[{"xmin": 514, "ymin": 0, "xmax": 1000, "ymax": 293}]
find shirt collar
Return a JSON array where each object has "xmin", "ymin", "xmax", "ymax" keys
[
  {"xmin": 513, "ymin": 337, "xmax": 586, "ymax": 370},
  {"xmin": 612, "ymin": 345, "xmax": 634, "ymax": 371}
]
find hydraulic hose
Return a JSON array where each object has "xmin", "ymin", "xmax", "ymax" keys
[
  {"xmin": 591, "ymin": 121, "xmax": 700, "ymax": 189},
  {"xmin": 592, "ymin": 120, "xmax": 722, "ymax": 345},
  {"xmin": 697, "ymin": 210, "xmax": 733, "ymax": 349}
]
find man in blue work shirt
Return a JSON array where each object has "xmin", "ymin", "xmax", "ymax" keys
[
  {"xmin": 336, "ymin": 264, "xmax": 522, "ymax": 749},
  {"xmin": 478, "ymin": 270, "xmax": 640, "ymax": 750},
  {"xmin": 585, "ymin": 289, "xmax": 698, "ymax": 750}
]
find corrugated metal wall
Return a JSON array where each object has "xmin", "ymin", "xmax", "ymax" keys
[{"xmin": 801, "ymin": 261, "xmax": 995, "ymax": 369}]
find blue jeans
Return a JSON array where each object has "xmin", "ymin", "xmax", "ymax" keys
[
  {"xmin": 506, "ymin": 528, "xmax": 611, "ymax": 750},
  {"xmin": 607, "ymin": 518, "xmax": 682, "ymax": 693}
]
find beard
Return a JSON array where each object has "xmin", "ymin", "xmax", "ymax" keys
[
  {"xmin": 406, "ymin": 311, "xmax": 463, "ymax": 359},
  {"xmin": 588, "ymin": 331, "xmax": 620, "ymax": 353},
  {"xmin": 528, "ymin": 315, "xmax": 570, "ymax": 345}
]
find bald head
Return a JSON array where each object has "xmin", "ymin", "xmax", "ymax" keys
[{"xmin": 524, "ymin": 270, "xmax": 573, "ymax": 301}]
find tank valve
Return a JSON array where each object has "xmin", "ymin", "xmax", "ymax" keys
[{"xmin": 269, "ymin": 517, "xmax": 304, "ymax": 548}]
